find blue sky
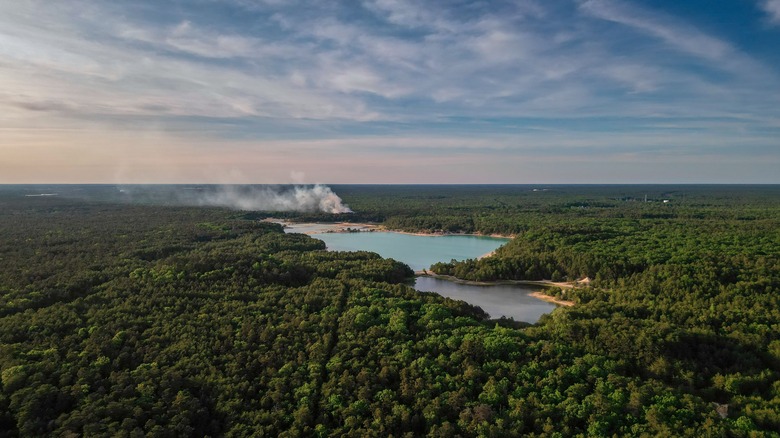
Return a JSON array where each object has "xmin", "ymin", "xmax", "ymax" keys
[{"xmin": 1, "ymin": 0, "xmax": 779, "ymax": 183}]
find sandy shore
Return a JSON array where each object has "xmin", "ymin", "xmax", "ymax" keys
[
  {"xmin": 265, "ymin": 219, "xmax": 514, "ymax": 239},
  {"xmin": 395, "ymin": 230, "xmax": 514, "ymax": 239},
  {"xmin": 528, "ymin": 291, "xmax": 575, "ymax": 307},
  {"xmin": 263, "ymin": 219, "xmax": 383, "ymax": 235},
  {"xmin": 478, "ymin": 250, "xmax": 496, "ymax": 260}
]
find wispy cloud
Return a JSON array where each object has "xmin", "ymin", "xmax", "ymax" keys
[
  {"xmin": 0, "ymin": 0, "xmax": 778, "ymax": 183},
  {"xmin": 117, "ymin": 21, "xmax": 275, "ymax": 60},
  {"xmin": 578, "ymin": 0, "xmax": 777, "ymax": 86},
  {"xmin": 580, "ymin": 0, "xmax": 729, "ymax": 61},
  {"xmin": 2, "ymin": 0, "xmax": 776, "ymax": 122},
  {"xmin": 759, "ymin": 0, "xmax": 780, "ymax": 24}
]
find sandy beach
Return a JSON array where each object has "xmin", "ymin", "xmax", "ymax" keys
[
  {"xmin": 394, "ymin": 230, "xmax": 514, "ymax": 239},
  {"xmin": 265, "ymin": 219, "xmax": 514, "ymax": 239},
  {"xmin": 478, "ymin": 250, "xmax": 496, "ymax": 259},
  {"xmin": 263, "ymin": 219, "xmax": 383, "ymax": 234},
  {"xmin": 528, "ymin": 291, "xmax": 575, "ymax": 307}
]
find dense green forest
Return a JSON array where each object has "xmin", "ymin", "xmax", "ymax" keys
[{"xmin": 1, "ymin": 185, "xmax": 779, "ymax": 436}]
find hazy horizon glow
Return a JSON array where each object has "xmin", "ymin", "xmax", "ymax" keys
[{"xmin": 2, "ymin": 0, "xmax": 779, "ymax": 183}]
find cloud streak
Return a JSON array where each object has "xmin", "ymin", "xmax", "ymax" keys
[
  {"xmin": 760, "ymin": 0, "xmax": 780, "ymax": 24},
  {"xmin": 0, "ymin": 0, "xmax": 778, "ymax": 183},
  {"xmin": 2, "ymin": 0, "xmax": 777, "ymax": 122}
]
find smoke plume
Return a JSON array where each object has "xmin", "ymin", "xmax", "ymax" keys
[
  {"xmin": 196, "ymin": 184, "xmax": 352, "ymax": 213},
  {"xmin": 117, "ymin": 184, "xmax": 352, "ymax": 213}
]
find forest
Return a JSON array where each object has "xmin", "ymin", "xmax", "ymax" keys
[{"xmin": 0, "ymin": 184, "xmax": 778, "ymax": 437}]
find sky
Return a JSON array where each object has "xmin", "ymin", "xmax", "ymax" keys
[{"xmin": 1, "ymin": 0, "xmax": 779, "ymax": 184}]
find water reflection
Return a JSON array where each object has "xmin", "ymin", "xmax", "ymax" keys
[
  {"xmin": 280, "ymin": 222, "xmax": 556, "ymax": 323},
  {"xmin": 414, "ymin": 277, "xmax": 556, "ymax": 323}
]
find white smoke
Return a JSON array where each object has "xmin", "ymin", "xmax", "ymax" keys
[
  {"xmin": 195, "ymin": 184, "xmax": 352, "ymax": 213},
  {"xmin": 116, "ymin": 184, "xmax": 352, "ymax": 213}
]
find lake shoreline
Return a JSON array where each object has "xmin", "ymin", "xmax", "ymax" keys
[
  {"xmin": 527, "ymin": 291, "xmax": 575, "ymax": 307},
  {"xmin": 393, "ymin": 229, "xmax": 514, "ymax": 239},
  {"xmin": 414, "ymin": 271, "xmax": 577, "ymax": 307},
  {"xmin": 270, "ymin": 218, "xmax": 570, "ymax": 311},
  {"xmin": 264, "ymin": 219, "xmax": 514, "ymax": 239}
]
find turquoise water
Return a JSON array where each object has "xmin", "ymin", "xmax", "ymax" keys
[
  {"xmin": 314, "ymin": 232, "xmax": 507, "ymax": 271},
  {"xmin": 285, "ymin": 227, "xmax": 558, "ymax": 322}
]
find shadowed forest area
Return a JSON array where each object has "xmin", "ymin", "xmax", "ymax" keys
[{"xmin": 1, "ymin": 185, "xmax": 778, "ymax": 436}]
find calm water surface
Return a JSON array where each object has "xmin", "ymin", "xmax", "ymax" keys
[
  {"xmin": 314, "ymin": 231, "xmax": 506, "ymax": 271},
  {"xmin": 284, "ymin": 225, "xmax": 558, "ymax": 322},
  {"xmin": 414, "ymin": 277, "xmax": 555, "ymax": 323}
]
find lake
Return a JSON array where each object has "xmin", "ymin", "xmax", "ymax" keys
[
  {"xmin": 314, "ymin": 231, "xmax": 506, "ymax": 271},
  {"xmin": 282, "ymin": 224, "xmax": 558, "ymax": 322},
  {"xmin": 414, "ymin": 277, "xmax": 555, "ymax": 323}
]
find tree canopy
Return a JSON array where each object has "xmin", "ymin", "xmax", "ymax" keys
[{"xmin": 1, "ymin": 185, "xmax": 778, "ymax": 436}]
